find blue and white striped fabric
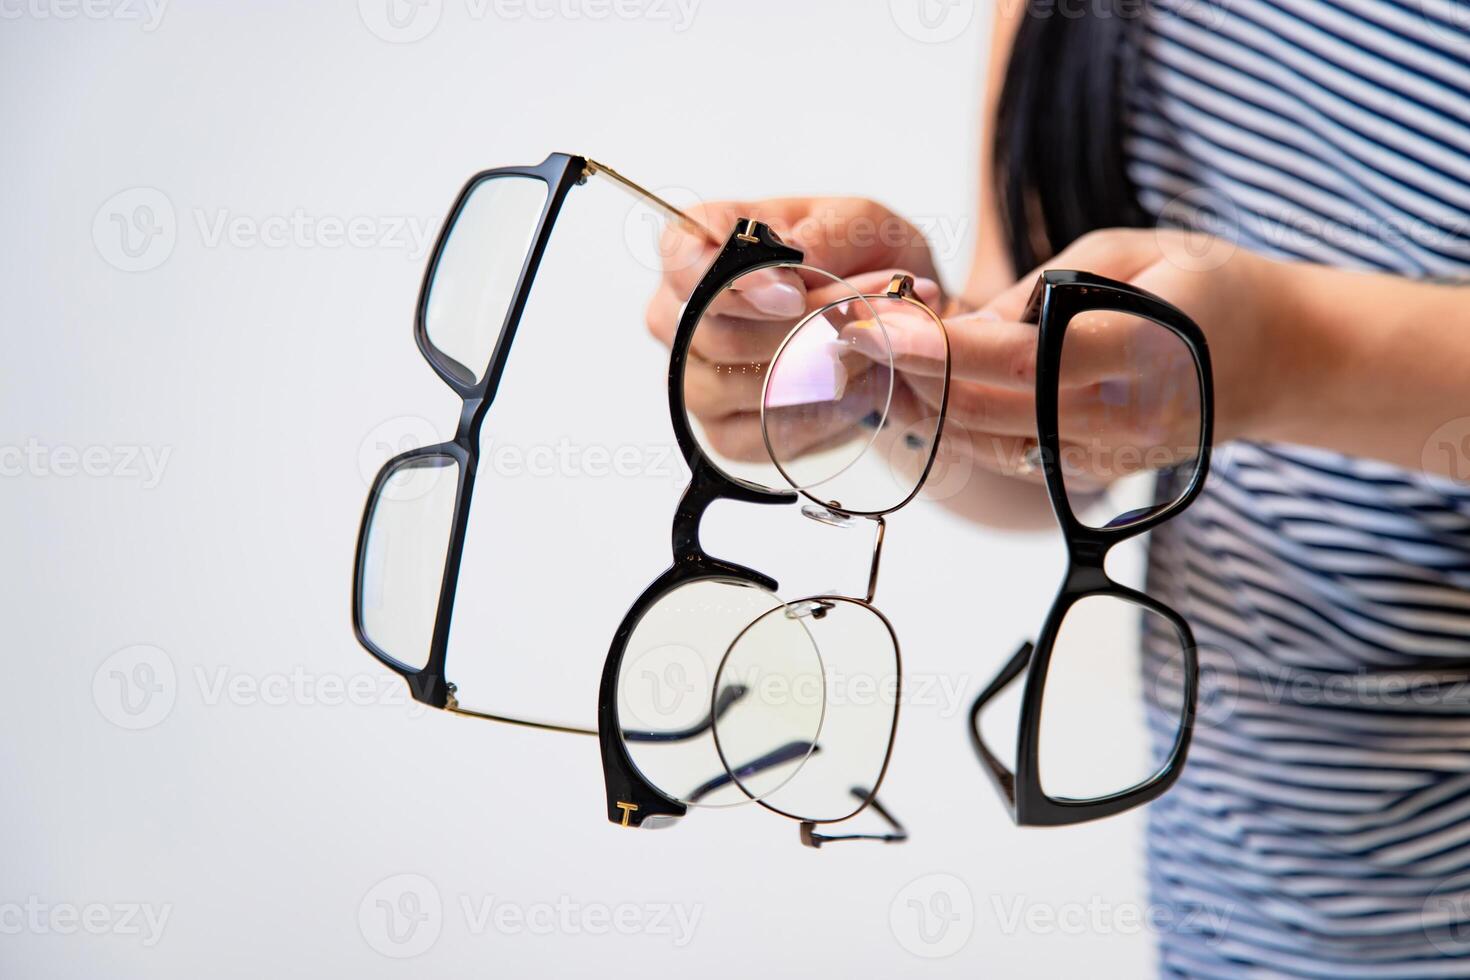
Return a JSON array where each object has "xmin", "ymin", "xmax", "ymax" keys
[{"xmin": 1122, "ymin": 1, "xmax": 1470, "ymax": 976}]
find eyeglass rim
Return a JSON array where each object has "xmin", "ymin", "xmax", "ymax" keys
[
  {"xmin": 758, "ymin": 275, "xmax": 954, "ymax": 518},
  {"xmin": 710, "ymin": 593, "xmax": 902, "ymax": 826}
]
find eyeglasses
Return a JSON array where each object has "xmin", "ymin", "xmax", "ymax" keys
[
  {"xmin": 351, "ymin": 154, "xmax": 944, "ymax": 844},
  {"xmin": 352, "ymin": 152, "xmax": 720, "ymax": 733},
  {"xmin": 967, "ymin": 271, "xmax": 1215, "ymax": 826},
  {"xmin": 596, "ymin": 218, "xmax": 952, "ymax": 847}
]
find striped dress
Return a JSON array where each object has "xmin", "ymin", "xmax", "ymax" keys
[{"xmin": 1123, "ymin": 1, "xmax": 1470, "ymax": 976}]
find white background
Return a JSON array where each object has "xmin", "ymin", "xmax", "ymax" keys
[{"xmin": 0, "ymin": 1, "xmax": 1158, "ymax": 976}]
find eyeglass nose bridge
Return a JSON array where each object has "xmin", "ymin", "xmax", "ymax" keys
[{"xmin": 798, "ymin": 505, "xmax": 887, "ymax": 604}]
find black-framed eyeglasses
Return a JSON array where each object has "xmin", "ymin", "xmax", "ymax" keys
[
  {"xmin": 967, "ymin": 270, "xmax": 1215, "ymax": 827},
  {"xmin": 351, "ymin": 152, "xmax": 722, "ymax": 733},
  {"xmin": 595, "ymin": 218, "xmax": 952, "ymax": 848}
]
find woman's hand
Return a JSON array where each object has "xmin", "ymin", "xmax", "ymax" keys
[
  {"xmin": 887, "ymin": 228, "xmax": 1289, "ymax": 489},
  {"xmin": 644, "ymin": 198, "xmax": 942, "ymax": 461}
]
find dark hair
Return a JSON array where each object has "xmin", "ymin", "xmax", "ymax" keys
[{"xmin": 993, "ymin": 2, "xmax": 1151, "ymax": 274}]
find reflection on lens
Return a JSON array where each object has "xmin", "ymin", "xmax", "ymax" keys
[
  {"xmin": 617, "ymin": 579, "xmax": 822, "ymax": 809},
  {"xmin": 423, "ymin": 175, "xmax": 549, "ymax": 385},
  {"xmin": 716, "ymin": 597, "xmax": 898, "ymax": 822},
  {"xmin": 1038, "ymin": 596, "xmax": 1187, "ymax": 801},
  {"xmin": 766, "ymin": 292, "xmax": 948, "ymax": 515},
  {"xmin": 682, "ymin": 264, "xmax": 890, "ymax": 492},
  {"xmin": 357, "ymin": 455, "xmax": 461, "ymax": 670},
  {"xmin": 1058, "ymin": 311, "xmax": 1202, "ymax": 529}
]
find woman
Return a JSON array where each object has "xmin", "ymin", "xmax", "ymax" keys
[{"xmin": 646, "ymin": 1, "xmax": 1470, "ymax": 975}]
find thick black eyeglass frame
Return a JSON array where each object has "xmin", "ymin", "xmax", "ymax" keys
[
  {"xmin": 596, "ymin": 218, "xmax": 945, "ymax": 846},
  {"xmin": 352, "ymin": 151, "xmax": 721, "ymax": 734},
  {"xmin": 967, "ymin": 270, "xmax": 1214, "ymax": 827}
]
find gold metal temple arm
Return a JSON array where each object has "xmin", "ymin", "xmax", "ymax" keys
[
  {"xmin": 582, "ymin": 157, "xmax": 722, "ymax": 247},
  {"xmin": 445, "ymin": 685, "xmax": 597, "ymax": 736}
]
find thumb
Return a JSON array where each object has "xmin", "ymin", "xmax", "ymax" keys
[{"xmin": 982, "ymin": 229, "xmax": 1164, "ymax": 321}]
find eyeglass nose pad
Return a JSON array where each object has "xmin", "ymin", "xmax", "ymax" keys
[
  {"xmin": 784, "ymin": 599, "xmax": 836, "ymax": 621},
  {"xmin": 801, "ymin": 503, "xmax": 856, "ymax": 528}
]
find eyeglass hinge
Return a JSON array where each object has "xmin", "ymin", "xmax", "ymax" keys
[{"xmin": 884, "ymin": 274, "xmax": 916, "ymax": 299}]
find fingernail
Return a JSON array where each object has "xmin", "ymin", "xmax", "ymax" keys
[
  {"xmin": 744, "ymin": 281, "xmax": 805, "ymax": 317},
  {"xmin": 913, "ymin": 278, "xmax": 942, "ymax": 305}
]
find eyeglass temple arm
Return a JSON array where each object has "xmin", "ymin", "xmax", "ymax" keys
[
  {"xmin": 581, "ymin": 158, "xmax": 722, "ymax": 248},
  {"xmin": 799, "ymin": 788, "xmax": 908, "ymax": 848},
  {"xmin": 683, "ymin": 740, "xmax": 817, "ymax": 804},
  {"xmin": 443, "ymin": 678, "xmax": 751, "ymax": 741},
  {"xmin": 966, "ymin": 641, "xmax": 1035, "ymax": 807},
  {"xmin": 620, "ymin": 683, "xmax": 749, "ymax": 743}
]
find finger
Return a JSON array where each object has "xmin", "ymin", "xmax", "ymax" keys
[
  {"xmin": 937, "ymin": 425, "xmax": 1049, "ymax": 486},
  {"xmin": 702, "ymin": 408, "xmax": 868, "ymax": 465},
  {"xmin": 663, "ymin": 199, "xmax": 817, "ymax": 300},
  {"xmin": 692, "ymin": 275, "xmax": 935, "ymax": 366},
  {"xmin": 709, "ymin": 265, "xmax": 809, "ymax": 321},
  {"xmin": 876, "ymin": 311, "xmax": 1041, "ymax": 389},
  {"xmin": 932, "ymin": 381, "xmax": 1038, "ymax": 438},
  {"xmin": 983, "ymin": 229, "xmax": 1163, "ymax": 322},
  {"xmin": 661, "ymin": 201, "xmax": 753, "ymax": 300},
  {"xmin": 682, "ymin": 356, "xmax": 769, "ymax": 419},
  {"xmin": 647, "ymin": 283, "xmax": 797, "ymax": 365},
  {"xmin": 644, "ymin": 284, "xmax": 684, "ymax": 350}
]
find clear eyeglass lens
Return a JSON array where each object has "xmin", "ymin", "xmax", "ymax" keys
[
  {"xmin": 617, "ymin": 579, "xmax": 823, "ymax": 809},
  {"xmin": 765, "ymin": 293, "xmax": 948, "ymax": 515},
  {"xmin": 423, "ymin": 174, "xmax": 549, "ymax": 386},
  {"xmin": 357, "ymin": 455, "xmax": 461, "ymax": 670},
  {"xmin": 1038, "ymin": 595, "xmax": 1188, "ymax": 801},
  {"xmin": 715, "ymin": 597, "xmax": 897, "ymax": 822},
  {"xmin": 1058, "ymin": 311, "xmax": 1202, "ymax": 529},
  {"xmin": 683, "ymin": 264, "xmax": 891, "ymax": 494}
]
